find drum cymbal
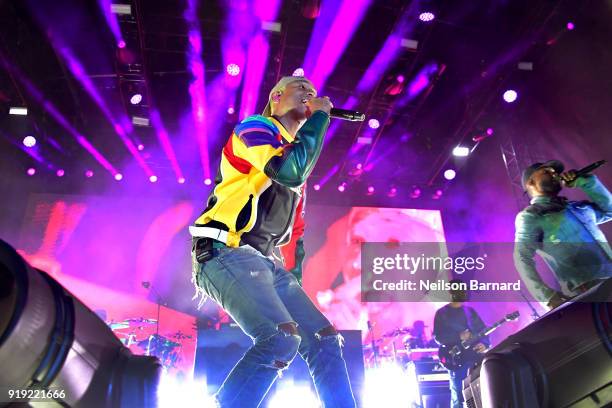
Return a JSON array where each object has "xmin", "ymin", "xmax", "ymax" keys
[{"xmin": 382, "ymin": 327, "xmax": 413, "ymax": 338}]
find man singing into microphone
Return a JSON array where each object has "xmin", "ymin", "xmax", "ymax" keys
[
  {"xmin": 514, "ymin": 160, "xmax": 612, "ymax": 309},
  {"xmin": 190, "ymin": 76, "xmax": 356, "ymax": 407}
]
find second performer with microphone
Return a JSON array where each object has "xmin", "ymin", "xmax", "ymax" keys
[{"xmin": 189, "ymin": 76, "xmax": 356, "ymax": 408}]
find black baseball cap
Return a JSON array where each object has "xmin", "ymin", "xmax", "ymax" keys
[{"xmin": 521, "ymin": 160, "xmax": 564, "ymax": 190}]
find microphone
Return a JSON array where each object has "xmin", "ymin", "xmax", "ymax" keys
[
  {"xmin": 330, "ymin": 108, "xmax": 366, "ymax": 122},
  {"xmin": 575, "ymin": 160, "xmax": 606, "ymax": 177}
]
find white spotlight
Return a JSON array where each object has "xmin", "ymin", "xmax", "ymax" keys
[
  {"xmin": 452, "ymin": 146, "xmax": 470, "ymax": 157},
  {"xmin": 23, "ymin": 135, "xmax": 37, "ymax": 147},
  {"xmin": 9, "ymin": 107, "xmax": 28, "ymax": 115}
]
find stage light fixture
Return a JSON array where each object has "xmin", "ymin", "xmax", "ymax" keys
[
  {"xmin": 118, "ymin": 40, "xmax": 126, "ymax": 49},
  {"xmin": 452, "ymin": 146, "xmax": 470, "ymax": 157},
  {"xmin": 503, "ymin": 90, "xmax": 518, "ymax": 103},
  {"xmin": 23, "ymin": 135, "xmax": 37, "ymax": 147},
  {"xmin": 0, "ymin": 239, "xmax": 162, "ymax": 407},
  {"xmin": 130, "ymin": 93, "xmax": 143, "ymax": 105},
  {"xmin": 410, "ymin": 186, "xmax": 421, "ymax": 198},
  {"xmin": 9, "ymin": 107, "xmax": 28, "ymax": 115},
  {"xmin": 204, "ymin": 178, "xmax": 212, "ymax": 186},
  {"xmin": 486, "ymin": 128, "xmax": 494, "ymax": 136},
  {"xmin": 432, "ymin": 189, "xmax": 443, "ymax": 199},
  {"xmin": 227, "ymin": 106, "xmax": 235, "ymax": 114},
  {"xmin": 338, "ymin": 183, "xmax": 346, "ymax": 192},
  {"xmin": 444, "ymin": 169, "xmax": 456, "ymax": 180},
  {"xmin": 387, "ymin": 186, "xmax": 397, "ymax": 198},
  {"xmin": 400, "ymin": 38, "xmax": 419, "ymax": 50},
  {"xmin": 313, "ymin": 184, "xmax": 321, "ymax": 191},
  {"xmin": 85, "ymin": 170, "xmax": 94, "ymax": 178},
  {"xmin": 114, "ymin": 173, "xmax": 123, "ymax": 181},
  {"xmin": 137, "ymin": 144, "xmax": 145, "ymax": 151},
  {"xmin": 178, "ymin": 177, "xmax": 186, "ymax": 184},
  {"xmin": 292, "ymin": 68, "xmax": 305, "ymax": 77},
  {"xmin": 56, "ymin": 169, "xmax": 65, "ymax": 177},
  {"xmin": 26, "ymin": 168, "xmax": 36, "ymax": 176},
  {"xmin": 367, "ymin": 186, "xmax": 375, "ymax": 195},
  {"xmin": 419, "ymin": 12, "xmax": 435, "ymax": 22},
  {"xmin": 261, "ymin": 21, "xmax": 282, "ymax": 32},
  {"xmin": 368, "ymin": 119, "xmax": 380, "ymax": 129},
  {"xmin": 226, "ymin": 63, "xmax": 240, "ymax": 77},
  {"xmin": 567, "ymin": 22, "xmax": 575, "ymax": 30},
  {"xmin": 132, "ymin": 116, "xmax": 150, "ymax": 126},
  {"xmin": 149, "ymin": 175, "xmax": 158, "ymax": 183},
  {"xmin": 111, "ymin": 4, "xmax": 131, "ymax": 15}
]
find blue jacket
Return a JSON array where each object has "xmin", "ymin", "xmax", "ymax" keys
[{"xmin": 513, "ymin": 175, "xmax": 612, "ymax": 301}]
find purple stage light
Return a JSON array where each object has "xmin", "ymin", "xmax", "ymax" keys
[
  {"xmin": 397, "ymin": 75, "xmax": 405, "ymax": 83},
  {"xmin": 178, "ymin": 177, "xmax": 186, "ymax": 184},
  {"xmin": 486, "ymin": 127, "xmax": 494, "ymax": 136},
  {"xmin": 367, "ymin": 186, "xmax": 375, "ymax": 195},
  {"xmin": 503, "ymin": 89, "xmax": 518, "ymax": 103},
  {"xmin": 114, "ymin": 173, "xmax": 123, "ymax": 181},
  {"xmin": 137, "ymin": 144, "xmax": 144, "ymax": 151},
  {"xmin": 303, "ymin": 0, "xmax": 373, "ymax": 91},
  {"xmin": 567, "ymin": 22, "xmax": 575, "ymax": 30},
  {"xmin": 419, "ymin": 12, "xmax": 435, "ymax": 22},
  {"xmin": 313, "ymin": 184, "xmax": 321, "ymax": 191},
  {"xmin": 118, "ymin": 40, "xmax": 126, "ymax": 48},
  {"xmin": 227, "ymin": 106, "xmax": 235, "ymax": 114},
  {"xmin": 410, "ymin": 186, "xmax": 421, "ymax": 199},
  {"xmin": 444, "ymin": 169, "xmax": 456, "ymax": 180},
  {"xmin": 185, "ymin": 0, "xmax": 211, "ymax": 180},
  {"xmin": 368, "ymin": 119, "xmax": 380, "ymax": 129},
  {"xmin": 293, "ymin": 68, "xmax": 305, "ymax": 77},
  {"xmin": 85, "ymin": 170, "xmax": 94, "ymax": 178},
  {"xmin": 204, "ymin": 178, "xmax": 212, "ymax": 186},
  {"xmin": 130, "ymin": 93, "xmax": 142, "ymax": 105},
  {"xmin": 27, "ymin": 167, "xmax": 36, "ymax": 176},
  {"xmin": 387, "ymin": 186, "xmax": 397, "ymax": 198},
  {"xmin": 226, "ymin": 63, "xmax": 240, "ymax": 76},
  {"xmin": 56, "ymin": 169, "xmax": 65, "ymax": 177},
  {"xmin": 149, "ymin": 175, "xmax": 158, "ymax": 183},
  {"xmin": 338, "ymin": 183, "xmax": 346, "ymax": 192},
  {"xmin": 432, "ymin": 189, "xmax": 443, "ymax": 199},
  {"xmin": 23, "ymin": 135, "xmax": 37, "ymax": 147}
]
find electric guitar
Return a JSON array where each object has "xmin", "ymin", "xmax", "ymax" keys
[{"xmin": 438, "ymin": 311, "xmax": 520, "ymax": 370}]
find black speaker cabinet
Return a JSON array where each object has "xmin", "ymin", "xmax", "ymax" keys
[{"xmin": 463, "ymin": 278, "xmax": 612, "ymax": 408}]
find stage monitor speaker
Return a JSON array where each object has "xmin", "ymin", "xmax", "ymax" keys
[
  {"xmin": 195, "ymin": 326, "xmax": 364, "ymax": 406},
  {"xmin": 463, "ymin": 278, "xmax": 612, "ymax": 408}
]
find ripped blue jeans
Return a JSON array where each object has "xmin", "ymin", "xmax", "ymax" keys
[{"xmin": 193, "ymin": 245, "xmax": 356, "ymax": 408}]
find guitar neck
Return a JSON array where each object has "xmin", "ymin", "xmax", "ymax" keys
[{"xmin": 468, "ymin": 318, "xmax": 507, "ymax": 345}]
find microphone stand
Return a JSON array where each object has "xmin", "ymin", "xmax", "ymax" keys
[
  {"xmin": 142, "ymin": 282, "xmax": 167, "ymax": 338},
  {"xmin": 519, "ymin": 290, "xmax": 540, "ymax": 321}
]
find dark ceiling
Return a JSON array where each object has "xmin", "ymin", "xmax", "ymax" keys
[{"xmin": 0, "ymin": 0, "xmax": 611, "ymax": 210}]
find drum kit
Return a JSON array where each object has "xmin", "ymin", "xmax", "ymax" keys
[
  {"xmin": 362, "ymin": 324, "xmax": 439, "ymax": 369},
  {"xmin": 107, "ymin": 317, "xmax": 192, "ymax": 371}
]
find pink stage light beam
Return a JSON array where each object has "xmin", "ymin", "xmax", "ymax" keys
[
  {"xmin": 51, "ymin": 41, "xmax": 153, "ymax": 177},
  {"xmin": 0, "ymin": 53, "xmax": 119, "ymax": 176},
  {"xmin": 150, "ymin": 110, "xmax": 185, "ymax": 182},
  {"xmin": 185, "ymin": 0, "xmax": 211, "ymax": 180},
  {"xmin": 306, "ymin": 0, "xmax": 373, "ymax": 92},
  {"xmin": 98, "ymin": 0, "xmax": 125, "ymax": 48}
]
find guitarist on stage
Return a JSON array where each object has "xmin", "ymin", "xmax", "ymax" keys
[{"xmin": 433, "ymin": 280, "xmax": 489, "ymax": 408}]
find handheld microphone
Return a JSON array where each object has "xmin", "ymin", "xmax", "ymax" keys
[
  {"xmin": 575, "ymin": 160, "xmax": 606, "ymax": 177},
  {"xmin": 330, "ymin": 108, "xmax": 366, "ymax": 122}
]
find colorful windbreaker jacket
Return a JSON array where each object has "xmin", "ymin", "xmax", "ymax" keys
[{"xmin": 193, "ymin": 111, "xmax": 329, "ymax": 266}]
